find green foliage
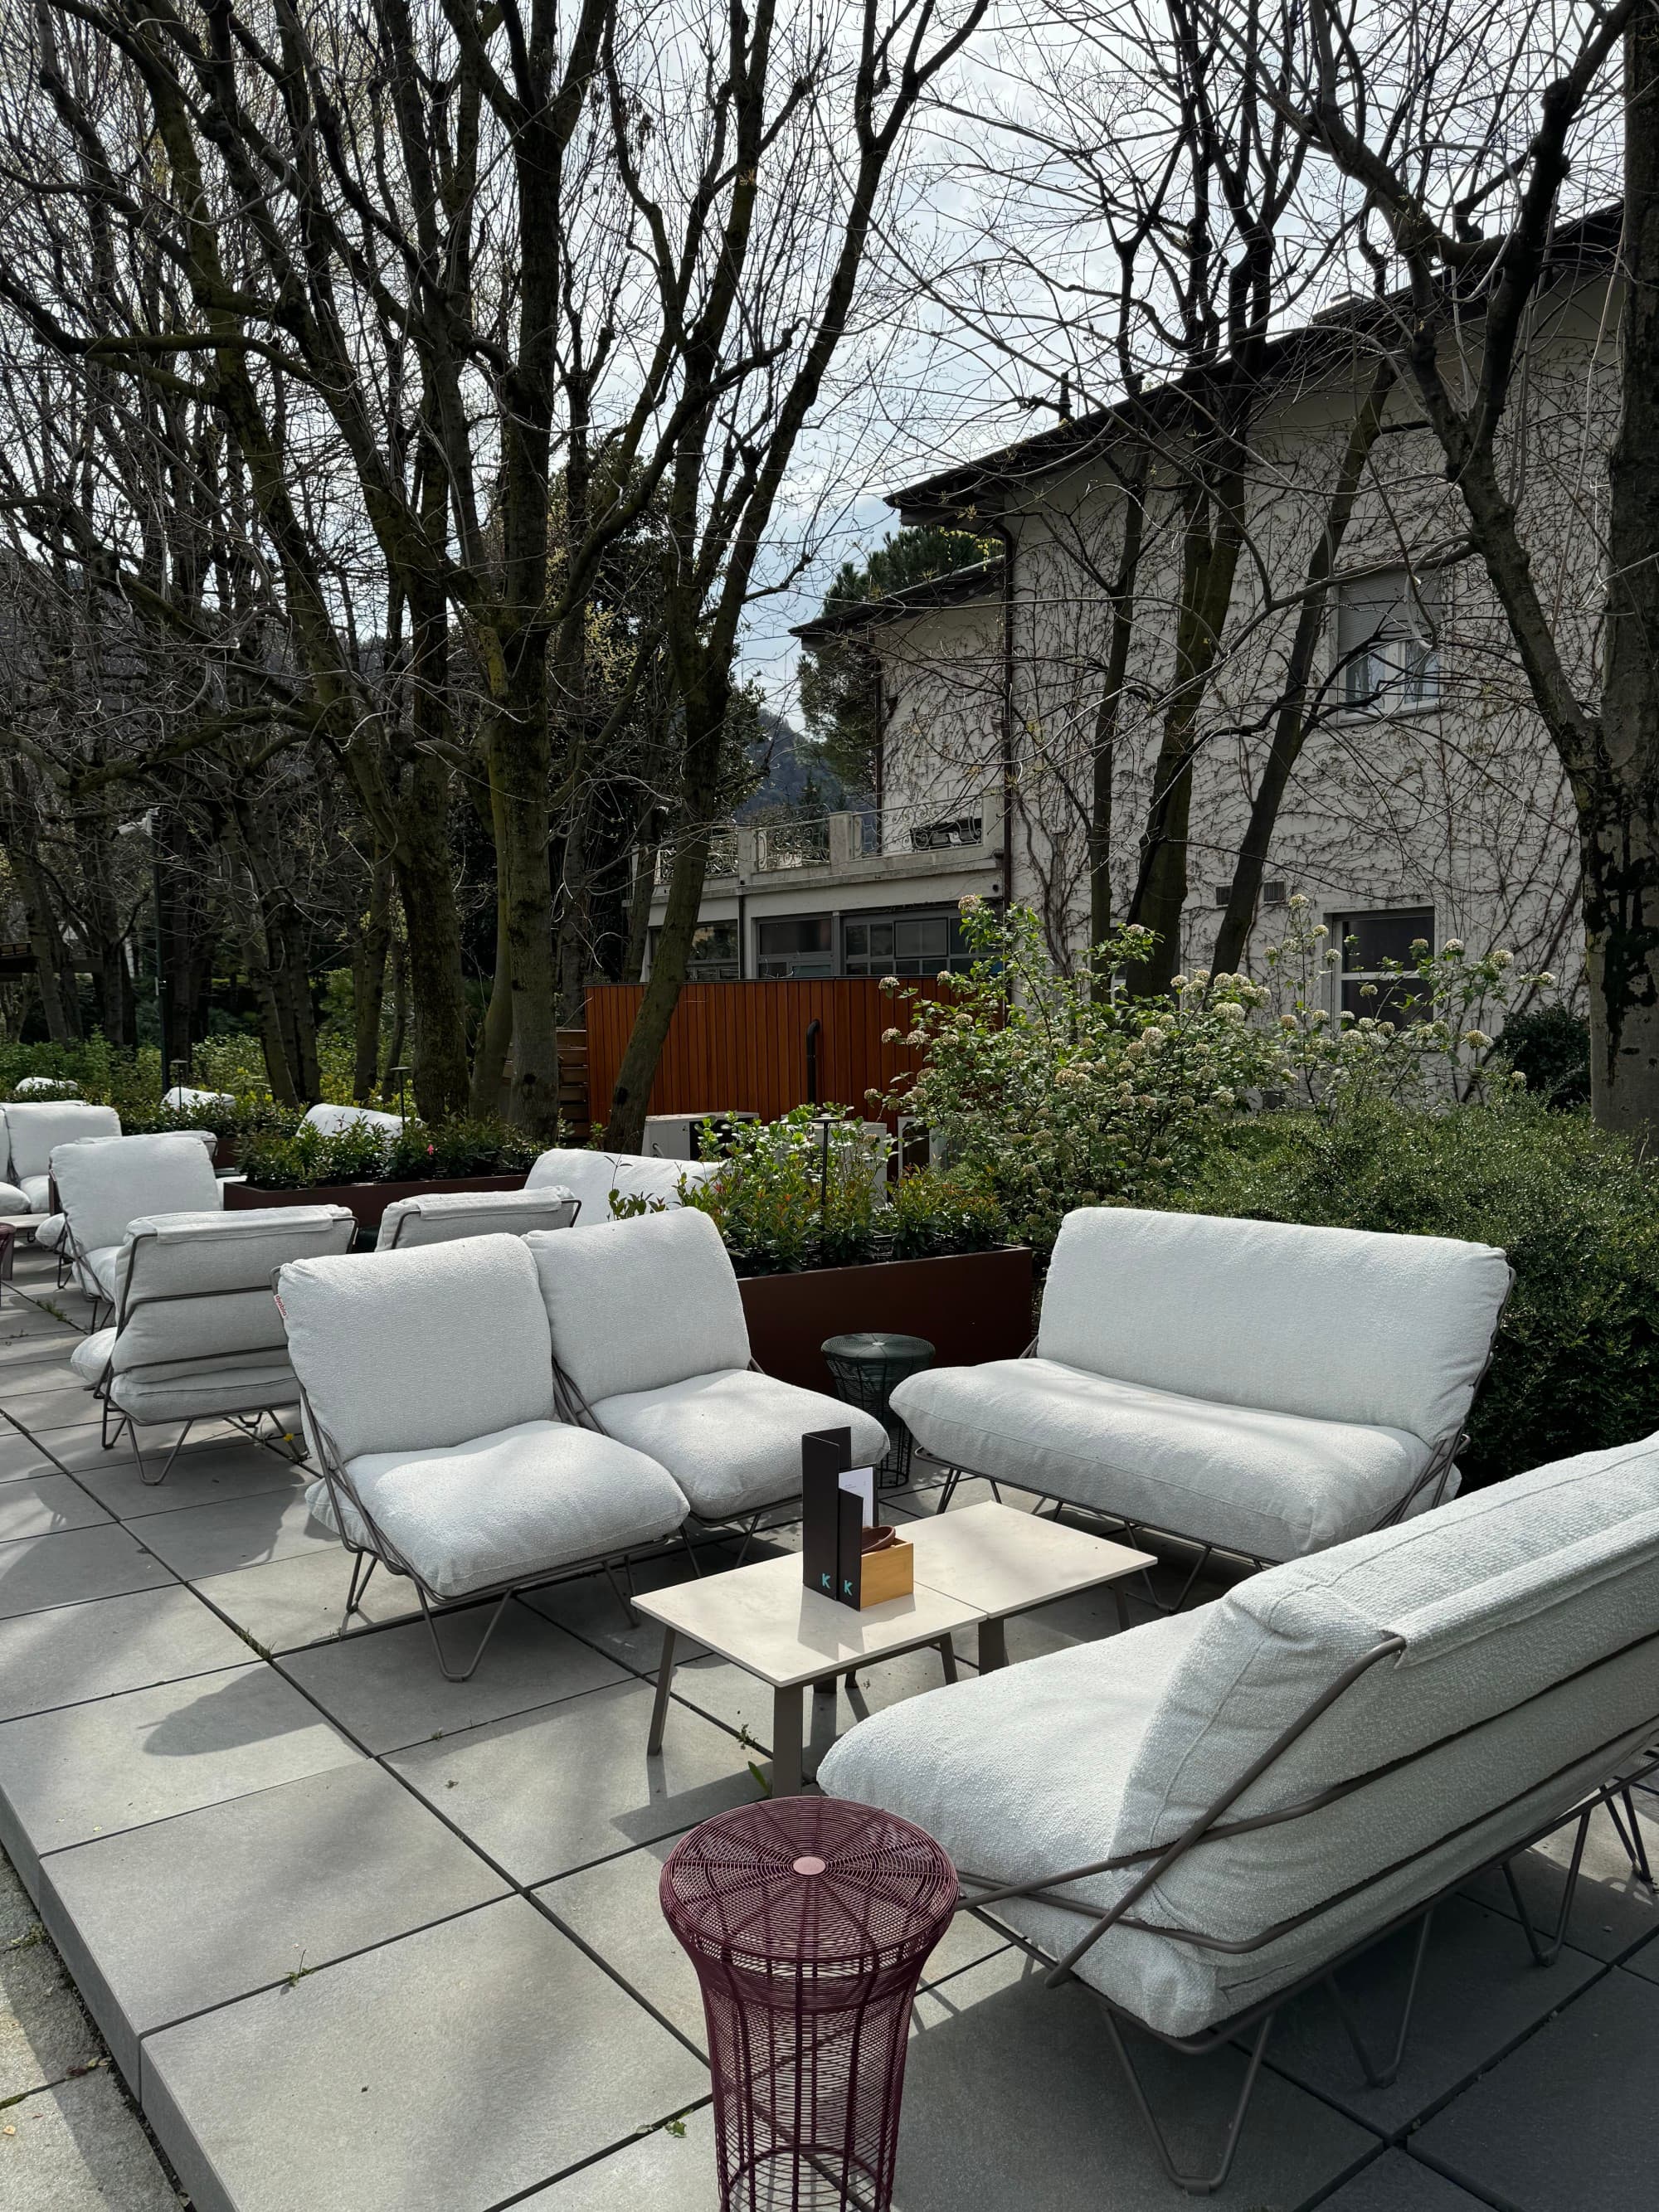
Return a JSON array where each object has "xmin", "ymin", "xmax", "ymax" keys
[
  {"xmin": 883, "ymin": 898, "xmax": 1553, "ymax": 1253},
  {"xmin": 1498, "ymin": 1004, "xmax": 1592, "ymax": 1108},
  {"xmin": 682, "ymin": 1106, "xmax": 884, "ymax": 1272},
  {"xmin": 1184, "ymin": 1101, "xmax": 1659, "ymax": 1486},
  {"xmin": 798, "ymin": 526, "xmax": 998, "ymax": 795},
  {"xmin": 887, "ymin": 1168, "xmax": 1009, "ymax": 1260},
  {"xmin": 241, "ymin": 1117, "xmax": 537, "ymax": 1189}
]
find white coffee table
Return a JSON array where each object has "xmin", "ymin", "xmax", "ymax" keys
[{"xmin": 636, "ymin": 1502, "xmax": 1152, "ymax": 1793}]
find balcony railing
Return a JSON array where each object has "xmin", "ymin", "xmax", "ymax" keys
[
  {"xmin": 754, "ymin": 818, "xmax": 830, "ymax": 873},
  {"xmin": 649, "ymin": 800, "xmax": 996, "ymax": 892},
  {"xmin": 858, "ymin": 803, "xmax": 986, "ymax": 859}
]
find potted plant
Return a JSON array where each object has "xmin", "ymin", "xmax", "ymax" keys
[{"xmin": 226, "ymin": 1118, "xmax": 539, "ymax": 1234}]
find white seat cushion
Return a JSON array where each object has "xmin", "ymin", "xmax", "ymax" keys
[
  {"xmin": 82, "ymin": 1246, "xmax": 123, "ymax": 1300},
  {"xmin": 33, "ymin": 1213, "xmax": 67, "ymax": 1252},
  {"xmin": 893, "ymin": 1359, "xmax": 1434, "ymax": 1559},
  {"xmin": 307, "ymin": 1418, "xmax": 688, "ymax": 1599},
  {"xmin": 0, "ymin": 1180, "xmax": 27, "ymax": 1212},
  {"xmin": 112, "ymin": 1358, "xmax": 300, "ymax": 1424},
  {"xmin": 591, "ymin": 1371, "xmax": 890, "ymax": 1521},
  {"xmin": 20, "ymin": 1175, "xmax": 51, "ymax": 1213},
  {"xmin": 71, "ymin": 1328, "xmax": 117, "ymax": 1386}
]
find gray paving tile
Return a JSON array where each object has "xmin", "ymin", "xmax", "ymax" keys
[
  {"xmin": 0, "ymin": 1525, "xmax": 173, "ymax": 1622},
  {"xmin": 0, "ymin": 1334, "xmax": 78, "ymax": 1371},
  {"xmin": 129, "ymin": 1490, "xmax": 340, "ymax": 1580},
  {"xmin": 0, "ymin": 2065, "xmax": 184, "ymax": 2210},
  {"xmin": 1, "ymin": 1864, "xmax": 100, "ymax": 2100},
  {"xmin": 191, "ymin": 1547, "xmax": 421, "ymax": 1655},
  {"xmin": 41, "ymin": 1762, "xmax": 506, "ymax": 2085},
  {"xmin": 0, "ymin": 1476, "xmax": 112, "ymax": 1544},
  {"xmin": 388, "ymin": 1679, "xmax": 758, "ymax": 1884},
  {"xmin": 0, "ymin": 1661, "xmax": 358, "ymax": 1895},
  {"xmin": 1462, "ymin": 1792, "xmax": 1659, "ymax": 1963},
  {"xmin": 1265, "ymin": 1894, "xmax": 1601, "ymax": 2129},
  {"xmin": 0, "ymin": 1384, "xmax": 100, "ymax": 1434},
  {"xmin": 0, "ymin": 1359, "xmax": 80, "ymax": 1396},
  {"xmin": 894, "ymin": 1948, "xmax": 1378, "ymax": 2210},
  {"xmin": 68, "ymin": 1440, "xmax": 308, "ymax": 1522},
  {"xmin": 0, "ymin": 1586, "xmax": 255, "ymax": 1723},
  {"xmin": 1316, "ymin": 2151, "xmax": 1496, "ymax": 2210},
  {"xmin": 141, "ymin": 1894, "xmax": 708, "ymax": 2212},
  {"xmin": 0, "ymin": 1426, "xmax": 145, "ymax": 1485},
  {"xmin": 281, "ymin": 1597, "xmax": 628, "ymax": 1753},
  {"xmin": 1623, "ymin": 1929, "xmax": 1659, "ymax": 1984},
  {"xmin": 537, "ymin": 1838, "xmax": 1015, "ymax": 2061},
  {"xmin": 1413, "ymin": 1967, "xmax": 1659, "ymax": 2210},
  {"xmin": 519, "ymin": 2106, "xmax": 718, "ymax": 2210},
  {"xmin": 522, "ymin": 1542, "xmax": 747, "ymax": 1673}
]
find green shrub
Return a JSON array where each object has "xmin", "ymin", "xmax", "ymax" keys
[
  {"xmin": 1500, "ymin": 1004, "xmax": 1592, "ymax": 1108},
  {"xmin": 241, "ymin": 1116, "xmax": 538, "ymax": 1189},
  {"xmin": 887, "ymin": 1168, "xmax": 1009, "ymax": 1260},
  {"xmin": 1183, "ymin": 1101, "xmax": 1659, "ymax": 1486},
  {"xmin": 682, "ymin": 1106, "xmax": 883, "ymax": 1272}
]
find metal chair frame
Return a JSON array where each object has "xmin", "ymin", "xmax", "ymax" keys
[
  {"xmin": 948, "ymin": 1617, "xmax": 1659, "ymax": 2193},
  {"xmin": 928, "ymin": 1266, "xmax": 1515, "ymax": 1600}
]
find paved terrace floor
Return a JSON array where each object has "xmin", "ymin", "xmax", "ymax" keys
[{"xmin": 0, "ymin": 1233, "xmax": 1655, "ymax": 2212}]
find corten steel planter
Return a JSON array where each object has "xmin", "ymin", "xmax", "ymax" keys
[
  {"xmin": 224, "ymin": 1171, "xmax": 529, "ymax": 1236},
  {"xmin": 737, "ymin": 1246, "xmax": 1034, "ymax": 1393}
]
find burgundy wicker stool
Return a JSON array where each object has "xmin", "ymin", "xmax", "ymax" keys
[{"xmin": 661, "ymin": 1796, "xmax": 957, "ymax": 2210}]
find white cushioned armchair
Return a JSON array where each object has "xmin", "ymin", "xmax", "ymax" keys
[
  {"xmin": 0, "ymin": 1101, "xmax": 121, "ymax": 1231},
  {"xmin": 527, "ymin": 1208, "xmax": 888, "ymax": 1534},
  {"xmin": 894, "ymin": 1206, "xmax": 1512, "ymax": 1568},
  {"xmin": 374, "ymin": 1185, "xmax": 580, "ymax": 1251},
  {"xmin": 820, "ymin": 1433, "xmax": 1659, "ymax": 2190},
  {"xmin": 526, "ymin": 1145, "xmax": 723, "ymax": 1223},
  {"xmin": 278, "ymin": 1237, "xmax": 689, "ymax": 1676},
  {"xmin": 52, "ymin": 1131, "xmax": 222, "ymax": 1318},
  {"xmin": 70, "ymin": 1206, "xmax": 354, "ymax": 1483}
]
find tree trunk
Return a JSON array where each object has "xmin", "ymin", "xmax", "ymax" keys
[
  {"xmin": 352, "ymin": 856, "xmax": 392, "ymax": 1102},
  {"xmin": 8, "ymin": 837, "xmax": 75, "ymax": 1043},
  {"xmin": 1214, "ymin": 361, "xmax": 1396, "ymax": 976},
  {"xmin": 1588, "ymin": 12, "xmax": 1659, "ymax": 1136},
  {"xmin": 1087, "ymin": 452, "xmax": 1148, "ymax": 984},
  {"xmin": 391, "ymin": 748, "xmax": 471, "ymax": 1121}
]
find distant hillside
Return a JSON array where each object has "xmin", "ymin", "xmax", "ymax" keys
[{"xmin": 738, "ymin": 710, "xmax": 849, "ymax": 819}]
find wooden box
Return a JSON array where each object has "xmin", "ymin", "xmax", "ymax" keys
[{"xmin": 858, "ymin": 1536, "xmax": 915, "ymax": 1609}]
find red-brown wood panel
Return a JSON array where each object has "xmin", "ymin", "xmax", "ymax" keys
[{"xmin": 582, "ymin": 979, "xmax": 944, "ymax": 1125}]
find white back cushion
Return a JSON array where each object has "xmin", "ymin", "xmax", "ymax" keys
[
  {"xmin": 277, "ymin": 1236, "xmax": 557, "ymax": 1461},
  {"xmin": 1120, "ymin": 1435, "xmax": 1659, "ymax": 1945},
  {"xmin": 52, "ymin": 1133, "xmax": 222, "ymax": 1256},
  {"xmin": 526, "ymin": 1147, "xmax": 723, "ymax": 1222},
  {"xmin": 111, "ymin": 1207, "xmax": 355, "ymax": 1372},
  {"xmin": 12, "ymin": 1075, "xmax": 77, "ymax": 1095},
  {"xmin": 1038, "ymin": 1206, "xmax": 1508, "ymax": 1443},
  {"xmin": 3, "ymin": 1101, "xmax": 120, "ymax": 1180},
  {"xmin": 526, "ymin": 1208, "xmax": 750, "ymax": 1407},
  {"xmin": 376, "ymin": 1187, "xmax": 580, "ymax": 1251},
  {"xmin": 303, "ymin": 1103, "xmax": 404, "ymax": 1136}
]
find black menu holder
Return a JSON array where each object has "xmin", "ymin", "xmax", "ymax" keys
[{"xmin": 801, "ymin": 1427, "xmax": 851, "ymax": 1600}]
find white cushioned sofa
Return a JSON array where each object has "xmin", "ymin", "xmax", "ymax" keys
[
  {"xmin": 820, "ymin": 1432, "xmax": 1659, "ymax": 2188},
  {"xmin": 279, "ymin": 1236, "xmax": 689, "ymax": 1675},
  {"xmin": 71, "ymin": 1206, "xmax": 354, "ymax": 1481},
  {"xmin": 526, "ymin": 1145, "xmax": 723, "ymax": 1224},
  {"xmin": 374, "ymin": 1184, "xmax": 580, "ymax": 1250},
  {"xmin": 527, "ymin": 1208, "xmax": 888, "ymax": 1528},
  {"xmin": 893, "ymin": 1207, "xmax": 1512, "ymax": 1563}
]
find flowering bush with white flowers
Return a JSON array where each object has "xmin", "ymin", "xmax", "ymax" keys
[
  {"xmin": 877, "ymin": 895, "xmax": 1558, "ymax": 1251},
  {"xmin": 877, "ymin": 900, "xmax": 1283, "ymax": 1250}
]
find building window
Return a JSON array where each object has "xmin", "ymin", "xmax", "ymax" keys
[
  {"xmin": 1336, "ymin": 569, "xmax": 1440, "ymax": 710},
  {"xmin": 842, "ymin": 908, "xmax": 973, "ymax": 978},
  {"xmin": 648, "ymin": 921, "xmax": 740, "ymax": 980},
  {"xmin": 1332, "ymin": 907, "xmax": 1435, "ymax": 1022},
  {"xmin": 756, "ymin": 915, "xmax": 834, "ymax": 979}
]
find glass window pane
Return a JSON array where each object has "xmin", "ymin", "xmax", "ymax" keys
[{"xmin": 1335, "ymin": 909, "xmax": 1435, "ymax": 971}]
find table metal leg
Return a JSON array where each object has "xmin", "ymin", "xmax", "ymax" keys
[
  {"xmin": 647, "ymin": 1626, "xmax": 678, "ymax": 1755},
  {"xmin": 978, "ymin": 1616, "xmax": 1009, "ymax": 1672},
  {"xmin": 772, "ymin": 1684, "xmax": 805, "ymax": 1796},
  {"xmin": 937, "ymin": 1636, "xmax": 959, "ymax": 1685}
]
